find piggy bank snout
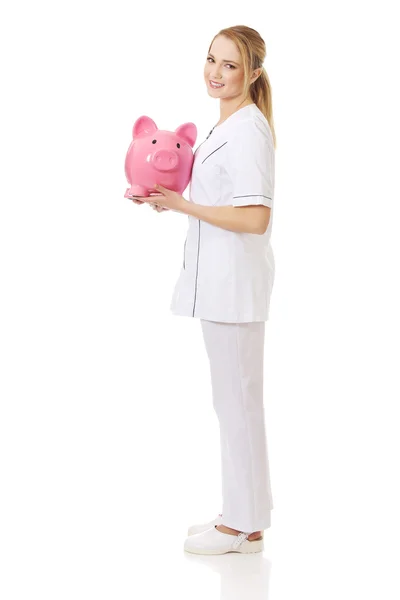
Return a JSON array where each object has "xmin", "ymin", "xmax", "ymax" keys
[{"xmin": 152, "ymin": 149, "xmax": 179, "ymax": 171}]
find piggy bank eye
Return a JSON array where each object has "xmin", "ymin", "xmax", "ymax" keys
[
  {"xmin": 176, "ymin": 143, "xmax": 180, "ymax": 149},
  {"xmin": 152, "ymin": 139, "xmax": 157, "ymax": 144}
]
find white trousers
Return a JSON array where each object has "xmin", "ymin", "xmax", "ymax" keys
[{"xmin": 200, "ymin": 319, "xmax": 274, "ymax": 533}]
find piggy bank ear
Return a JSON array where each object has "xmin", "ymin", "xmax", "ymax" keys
[
  {"xmin": 132, "ymin": 116, "xmax": 158, "ymax": 139},
  {"xmin": 175, "ymin": 123, "xmax": 197, "ymax": 148}
]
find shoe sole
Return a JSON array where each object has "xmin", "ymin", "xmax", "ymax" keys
[{"xmin": 184, "ymin": 537, "xmax": 264, "ymax": 555}]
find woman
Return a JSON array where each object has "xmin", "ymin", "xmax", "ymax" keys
[{"xmin": 130, "ymin": 25, "xmax": 276, "ymax": 555}]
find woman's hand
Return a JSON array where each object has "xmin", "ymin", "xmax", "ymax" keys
[
  {"xmin": 148, "ymin": 199, "xmax": 169, "ymax": 212},
  {"xmin": 137, "ymin": 184, "xmax": 187, "ymax": 213}
]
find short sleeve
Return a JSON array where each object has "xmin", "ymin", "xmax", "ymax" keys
[{"xmin": 226, "ymin": 120, "xmax": 274, "ymax": 208}]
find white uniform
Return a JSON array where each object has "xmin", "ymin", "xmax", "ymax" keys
[{"xmin": 170, "ymin": 103, "xmax": 275, "ymax": 323}]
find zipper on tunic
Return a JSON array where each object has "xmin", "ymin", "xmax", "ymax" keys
[{"xmin": 192, "ymin": 219, "xmax": 201, "ymax": 317}]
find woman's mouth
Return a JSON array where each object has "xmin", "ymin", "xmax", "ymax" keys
[{"xmin": 209, "ymin": 80, "xmax": 225, "ymax": 89}]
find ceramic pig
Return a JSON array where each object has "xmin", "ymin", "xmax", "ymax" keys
[{"xmin": 124, "ymin": 115, "xmax": 197, "ymax": 198}]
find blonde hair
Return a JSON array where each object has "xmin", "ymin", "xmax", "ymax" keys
[{"xmin": 208, "ymin": 25, "xmax": 276, "ymax": 149}]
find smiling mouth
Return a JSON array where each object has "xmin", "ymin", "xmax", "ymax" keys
[{"xmin": 209, "ymin": 80, "xmax": 225, "ymax": 88}]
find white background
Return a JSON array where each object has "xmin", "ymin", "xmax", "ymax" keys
[{"xmin": 1, "ymin": 1, "xmax": 399, "ymax": 598}]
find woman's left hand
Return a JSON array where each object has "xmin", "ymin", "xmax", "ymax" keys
[{"xmin": 139, "ymin": 184, "xmax": 187, "ymax": 213}]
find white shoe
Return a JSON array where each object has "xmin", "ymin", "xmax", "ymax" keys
[
  {"xmin": 184, "ymin": 525, "xmax": 264, "ymax": 555},
  {"xmin": 187, "ymin": 513, "xmax": 223, "ymax": 536}
]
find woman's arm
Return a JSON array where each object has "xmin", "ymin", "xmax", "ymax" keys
[{"xmin": 181, "ymin": 202, "xmax": 271, "ymax": 235}]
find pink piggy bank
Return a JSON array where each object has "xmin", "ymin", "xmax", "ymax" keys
[{"xmin": 124, "ymin": 115, "xmax": 197, "ymax": 198}]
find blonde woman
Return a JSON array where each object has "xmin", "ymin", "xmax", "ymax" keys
[{"xmin": 131, "ymin": 25, "xmax": 276, "ymax": 555}]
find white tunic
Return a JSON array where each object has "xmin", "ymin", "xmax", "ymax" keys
[{"xmin": 170, "ymin": 103, "xmax": 275, "ymax": 323}]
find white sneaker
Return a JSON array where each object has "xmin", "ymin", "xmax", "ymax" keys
[{"xmin": 187, "ymin": 513, "xmax": 223, "ymax": 536}]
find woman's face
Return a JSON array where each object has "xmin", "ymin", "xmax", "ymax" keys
[{"xmin": 204, "ymin": 36, "xmax": 247, "ymax": 100}]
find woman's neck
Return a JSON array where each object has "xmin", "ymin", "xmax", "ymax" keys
[{"xmin": 216, "ymin": 99, "xmax": 255, "ymax": 126}]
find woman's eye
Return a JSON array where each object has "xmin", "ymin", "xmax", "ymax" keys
[{"xmin": 207, "ymin": 57, "xmax": 234, "ymax": 68}]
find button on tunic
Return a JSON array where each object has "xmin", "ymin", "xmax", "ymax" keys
[{"xmin": 170, "ymin": 103, "xmax": 275, "ymax": 323}]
